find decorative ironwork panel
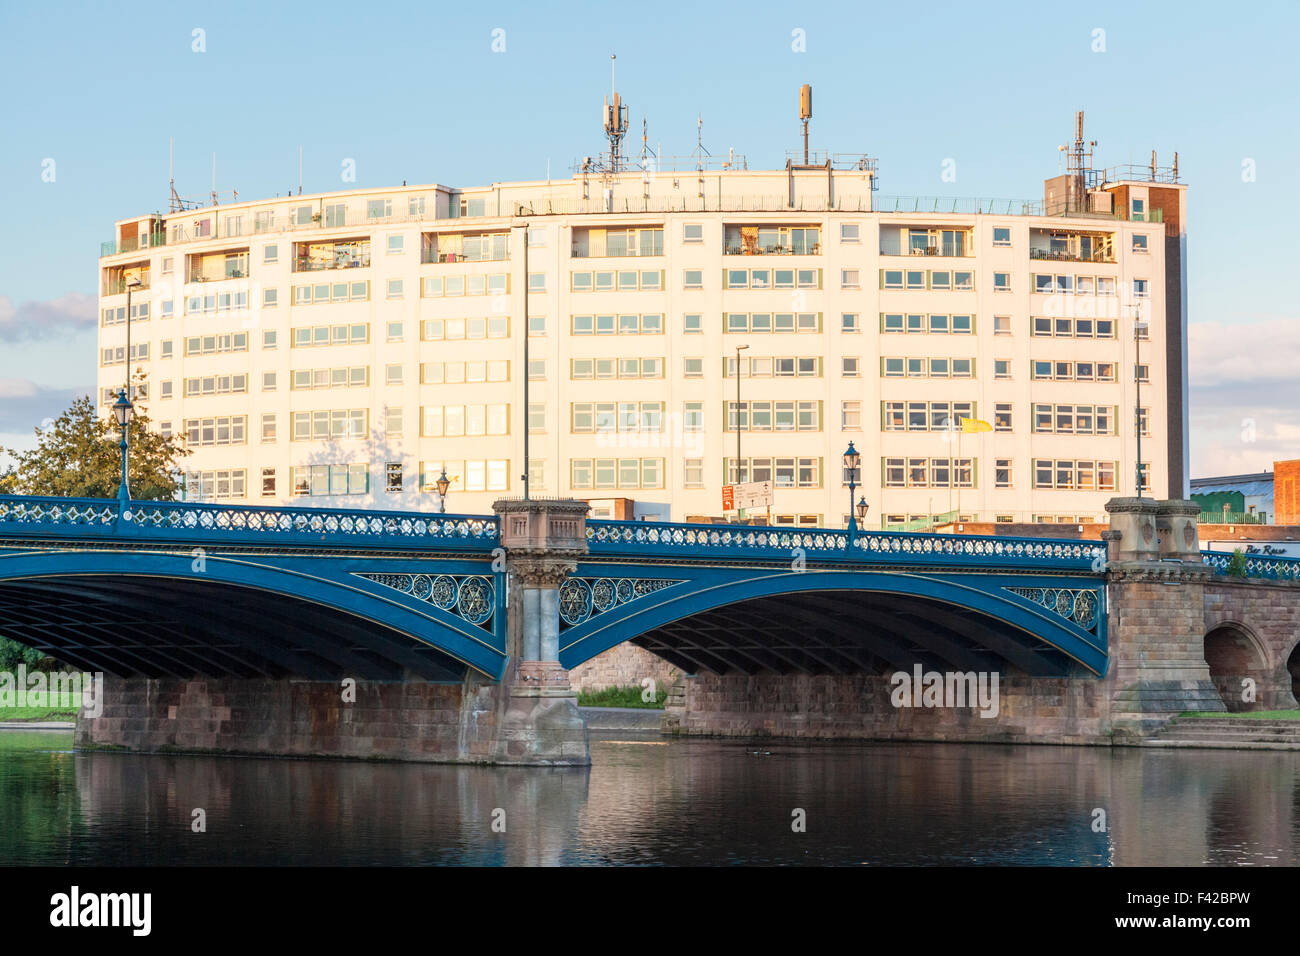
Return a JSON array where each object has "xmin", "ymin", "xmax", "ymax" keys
[
  {"xmin": 1004, "ymin": 586, "xmax": 1100, "ymax": 632},
  {"xmin": 559, "ymin": 576, "xmax": 682, "ymax": 628},
  {"xmin": 356, "ymin": 572, "xmax": 496, "ymax": 631},
  {"xmin": 1202, "ymin": 550, "xmax": 1300, "ymax": 582}
]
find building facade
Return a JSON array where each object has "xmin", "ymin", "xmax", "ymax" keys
[{"xmin": 96, "ymin": 154, "xmax": 1187, "ymax": 528}]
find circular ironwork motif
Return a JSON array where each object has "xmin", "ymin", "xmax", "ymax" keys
[
  {"xmin": 559, "ymin": 578, "xmax": 593, "ymax": 625},
  {"xmin": 615, "ymin": 579, "xmax": 634, "ymax": 603},
  {"xmin": 430, "ymin": 575, "xmax": 458, "ymax": 610},
  {"xmin": 1054, "ymin": 590, "xmax": 1073, "ymax": 617},
  {"xmin": 456, "ymin": 576, "xmax": 494, "ymax": 625},
  {"xmin": 410, "ymin": 574, "xmax": 433, "ymax": 601},
  {"xmin": 592, "ymin": 579, "xmax": 617, "ymax": 613},
  {"xmin": 1072, "ymin": 591, "xmax": 1098, "ymax": 629}
]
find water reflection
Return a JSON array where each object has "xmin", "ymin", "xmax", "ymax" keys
[{"xmin": 1, "ymin": 730, "xmax": 1296, "ymax": 865}]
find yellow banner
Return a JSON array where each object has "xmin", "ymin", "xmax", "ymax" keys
[{"xmin": 960, "ymin": 418, "xmax": 993, "ymax": 433}]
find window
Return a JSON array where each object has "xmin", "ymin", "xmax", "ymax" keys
[
  {"xmin": 184, "ymin": 374, "xmax": 248, "ymax": 396},
  {"xmin": 1033, "ymin": 459, "xmax": 1117, "ymax": 491},
  {"xmin": 261, "ymin": 414, "xmax": 277, "ymax": 442},
  {"xmin": 161, "ymin": 300, "xmax": 174, "ymax": 319},
  {"xmin": 1136, "ymin": 364, "xmax": 1150, "ymax": 383},
  {"xmin": 290, "ymin": 323, "xmax": 369, "ymax": 348},
  {"xmin": 683, "ymin": 224, "xmax": 703, "ymax": 243},
  {"xmin": 262, "ymin": 330, "xmax": 277, "ymax": 349},
  {"xmin": 995, "ymin": 459, "xmax": 1012, "ymax": 489},
  {"xmin": 1132, "ymin": 234, "xmax": 1149, "ymax": 253},
  {"xmin": 684, "ymin": 269, "xmax": 703, "ymax": 289},
  {"xmin": 160, "ymin": 340, "xmax": 173, "ymax": 359},
  {"xmin": 1131, "ymin": 198, "xmax": 1145, "ymax": 220},
  {"xmin": 161, "ymin": 256, "xmax": 174, "ymax": 275},
  {"xmin": 684, "ymin": 459, "xmax": 705, "ymax": 488},
  {"xmin": 386, "ymin": 321, "xmax": 404, "ymax": 342},
  {"xmin": 880, "ymin": 457, "xmax": 974, "ymax": 489},
  {"xmin": 263, "ymin": 287, "xmax": 278, "ymax": 308},
  {"xmin": 261, "ymin": 468, "xmax": 276, "ymax": 498},
  {"xmin": 291, "ymin": 281, "xmax": 369, "ymax": 305},
  {"xmin": 291, "ymin": 463, "xmax": 369, "ymax": 497},
  {"xmin": 993, "ymin": 227, "xmax": 1011, "ymax": 247},
  {"xmin": 183, "ymin": 416, "xmax": 247, "ymax": 447},
  {"xmin": 1032, "ymin": 316, "xmax": 1117, "ymax": 339},
  {"xmin": 254, "ymin": 211, "xmax": 275, "ymax": 233},
  {"xmin": 386, "ymin": 406, "xmax": 403, "ymax": 437},
  {"xmin": 385, "ymin": 462, "xmax": 403, "ymax": 494},
  {"xmin": 264, "ymin": 244, "xmax": 278, "ymax": 264},
  {"xmin": 1133, "ymin": 279, "xmax": 1149, "ymax": 298},
  {"xmin": 841, "ymin": 268, "xmax": 860, "ymax": 289},
  {"xmin": 570, "ymin": 458, "xmax": 665, "ymax": 490},
  {"xmin": 841, "ymin": 313, "xmax": 860, "ymax": 333},
  {"xmin": 994, "ymin": 359, "xmax": 1011, "ymax": 379},
  {"xmin": 842, "ymin": 401, "xmax": 862, "ymax": 430},
  {"xmin": 529, "ymin": 403, "xmax": 546, "ymax": 433},
  {"xmin": 529, "ymin": 315, "xmax": 546, "ymax": 336},
  {"xmin": 385, "ymin": 364, "xmax": 403, "ymax": 385},
  {"xmin": 386, "ymin": 278, "xmax": 404, "ymax": 299},
  {"xmin": 725, "ymin": 457, "xmax": 820, "ymax": 488},
  {"xmin": 842, "ymin": 357, "xmax": 860, "ymax": 377},
  {"xmin": 683, "ymin": 313, "xmax": 702, "ymax": 334},
  {"xmin": 684, "ymin": 358, "xmax": 703, "ymax": 378},
  {"xmin": 387, "ymin": 234, "xmax": 404, "ymax": 255},
  {"xmin": 291, "ymin": 409, "xmax": 368, "ymax": 441},
  {"xmin": 160, "ymin": 380, "xmax": 173, "ymax": 399},
  {"xmin": 993, "ymin": 272, "xmax": 1010, "ymax": 291},
  {"xmin": 724, "ymin": 401, "xmax": 820, "ymax": 432},
  {"xmin": 262, "ymin": 372, "xmax": 277, "ymax": 391},
  {"xmin": 368, "ymin": 199, "xmax": 393, "ymax": 220},
  {"xmin": 409, "ymin": 197, "xmax": 426, "ymax": 217},
  {"xmin": 683, "ymin": 402, "xmax": 704, "ymax": 431},
  {"xmin": 528, "ymin": 272, "xmax": 546, "ymax": 293},
  {"xmin": 528, "ymin": 360, "xmax": 546, "ymax": 380},
  {"xmin": 993, "ymin": 315, "xmax": 1011, "ymax": 335},
  {"xmin": 1032, "ymin": 403, "xmax": 1116, "ymax": 435},
  {"xmin": 185, "ymin": 469, "xmax": 246, "ymax": 500},
  {"xmin": 994, "ymin": 403, "xmax": 1013, "ymax": 432},
  {"xmin": 840, "ymin": 223, "xmax": 860, "ymax": 243},
  {"xmin": 881, "ymin": 401, "xmax": 976, "ymax": 433}
]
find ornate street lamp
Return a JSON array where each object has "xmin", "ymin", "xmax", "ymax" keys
[
  {"xmin": 843, "ymin": 441, "xmax": 861, "ymax": 544},
  {"xmin": 436, "ymin": 468, "xmax": 451, "ymax": 514},
  {"xmin": 112, "ymin": 388, "xmax": 135, "ymax": 504},
  {"xmin": 856, "ymin": 495, "xmax": 870, "ymax": 528}
]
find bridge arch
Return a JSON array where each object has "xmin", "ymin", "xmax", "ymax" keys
[
  {"xmin": 556, "ymin": 567, "xmax": 1106, "ymax": 678},
  {"xmin": 0, "ymin": 548, "xmax": 506, "ymax": 680},
  {"xmin": 1203, "ymin": 620, "xmax": 1272, "ymax": 711}
]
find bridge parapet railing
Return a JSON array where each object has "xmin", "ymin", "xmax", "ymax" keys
[
  {"xmin": 0, "ymin": 495, "xmax": 499, "ymax": 552},
  {"xmin": 1202, "ymin": 549, "xmax": 1300, "ymax": 582},
  {"xmin": 587, "ymin": 519, "xmax": 1105, "ymax": 570}
]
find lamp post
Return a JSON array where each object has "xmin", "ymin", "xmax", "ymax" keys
[
  {"xmin": 843, "ymin": 441, "xmax": 862, "ymax": 545},
  {"xmin": 856, "ymin": 495, "xmax": 870, "ymax": 530},
  {"xmin": 734, "ymin": 344, "xmax": 749, "ymax": 520},
  {"xmin": 124, "ymin": 275, "xmax": 142, "ymax": 399},
  {"xmin": 436, "ymin": 468, "xmax": 451, "ymax": 514},
  {"xmin": 112, "ymin": 389, "xmax": 135, "ymax": 504},
  {"xmin": 1134, "ymin": 315, "xmax": 1149, "ymax": 499},
  {"xmin": 512, "ymin": 216, "xmax": 531, "ymax": 500}
]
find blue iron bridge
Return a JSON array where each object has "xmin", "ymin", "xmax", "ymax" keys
[{"xmin": 0, "ymin": 493, "xmax": 1218, "ymax": 684}]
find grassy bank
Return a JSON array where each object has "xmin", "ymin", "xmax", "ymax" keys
[
  {"xmin": 0, "ymin": 705, "xmax": 79, "ymax": 722},
  {"xmin": 576, "ymin": 686, "xmax": 667, "ymax": 709},
  {"xmin": 1180, "ymin": 709, "xmax": 1300, "ymax": 720}
]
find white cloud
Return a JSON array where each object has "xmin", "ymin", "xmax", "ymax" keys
[
  {"xmin": 0, "ymin": 378, "xmax": 86, "ymax": 440},
  {"xmin": 0, "ymin": 292, "xmax": 97, "ymax": 342}
]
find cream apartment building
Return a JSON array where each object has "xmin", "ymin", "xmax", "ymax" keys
[{"xmin": 95, "ymin": 153, "xmax": 1187, "ymax": 528}]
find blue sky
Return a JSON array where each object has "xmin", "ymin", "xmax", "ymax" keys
[{"xmin": 1, "ymin": 0, "xmax": 1297, "ymax": 476}]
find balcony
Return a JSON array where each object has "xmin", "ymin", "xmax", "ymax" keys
[
  {"xmin": 293, "ymin": 238, "xmax": 371, "ymax": 272},
  {"xmin": 1029, "ymin": 228, "xmax": 1115, "ymax": 264},
  {"xmin": 188, "ymin": 248, "xmax": 250, "ymax": 283},
  {"xmin": 420, "ymin": 231, "xmax": 509, "ymax": 264},
  {"xmin": 571, "ymin": 226, "xmax": 663, "ymax": 258},
  {"xmin": 100, "ymin": 231, "xmax": 167, "ymax": 257},
  {"xmin": 102, "ymin": 263, "xmax": 150, "ymax": 294},
  {"xmin": 879, "ymin": 223, "xmax": 972, "ymax": 257},
  {"xmin": 724, "ymin": 225, "xmax": 820, "ymax": 256}
]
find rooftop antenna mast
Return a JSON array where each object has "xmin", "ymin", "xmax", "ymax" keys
[
  {"xmin": 602, "ymin": 53, "xmax": 629, "ymax": 172},
  {"xmin": 298, "ymin": 145, "xmax": 303, "ymax": 195},
  {"xmin": 693, "ymin": 113, "xmax": 711, "ymax": 199},
  {"xmin": 799, "ymin": 83, "xmax": 812, "ymax": 164},
  {"xmin": 1066, "ymin": 110, "xmax": 1097, "ymax": 213}
]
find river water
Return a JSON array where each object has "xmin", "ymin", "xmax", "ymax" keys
[{"xmin": 2, "ymin": 729, "xmax": 1297, "ymax": 866}]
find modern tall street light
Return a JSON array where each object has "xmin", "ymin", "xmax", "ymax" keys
[
  {"xmin": 512, "ymin": 216, "xmax": 531, "ymax": 500},
  {"xmin": 734, "ymin": 344, "xmax": 749, "ymax": 512},
  {"xmin": 436, "ymin": 468, "xmax": 451, "ymax": 514},
  {"xmin": 124, "ymin": 275, "xmax": 142, "ymax": 398},
  {"xmin": 112, "ymin": 388, "xmax": 135, "ymax": 504},
  {"xmin": 1134, "ymin": 315, "xmax": 1149, "ymax": 499},
  {"xmin": 843, "ymin": 441, "xmax": 862, "ymax": 544}
]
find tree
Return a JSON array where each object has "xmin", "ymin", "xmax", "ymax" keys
[{"xmin": 0, "ymin": 378, "xmax": 189, "ymax": 500}]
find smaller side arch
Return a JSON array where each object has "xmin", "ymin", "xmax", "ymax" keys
[{"xmin": 1202, "ymin": 620, "xmax": 1281, "ymax": 711}]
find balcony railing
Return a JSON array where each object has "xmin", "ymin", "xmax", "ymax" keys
[
  {"xmin": 103, "ymin": 277, "xmax": 150, "ymax": 294},
  {"xmin": 878, "ymin": 242, "xmax": 972, "ymax": 257},
  {"xmin": 419, "ymin": 251, "xmax": 508, "ymax": 264},
  {"xmin": 1028, "ymin": 249, "xmax": 1117, "ymax": 264},
  {"xmin": 294, "ymin": 255, "xmax": 371, "ymax": 272},
  {"xmin": 100, "ymin": 232, "xmax": 167, "ymax": 257},
  {"xmin": 723, "ymin": 242, "xmax": 822, "ymax": 256},
  {"xmin": 1198, "ymin": 512, "xmax": 1266, "ymax": 525}
]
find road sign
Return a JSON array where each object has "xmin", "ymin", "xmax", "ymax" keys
[
  {"xmin": 734, "ymin": 480, "xmax": 773, "ymax": 510},
  {"xmin": 721, "ymin": 485, "xmax": 735, "ymax": 511}
]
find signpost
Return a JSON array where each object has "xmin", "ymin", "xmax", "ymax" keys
[{"xmin": 724, "ymin": 481, "xmax": 773, "ymax": 523}]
